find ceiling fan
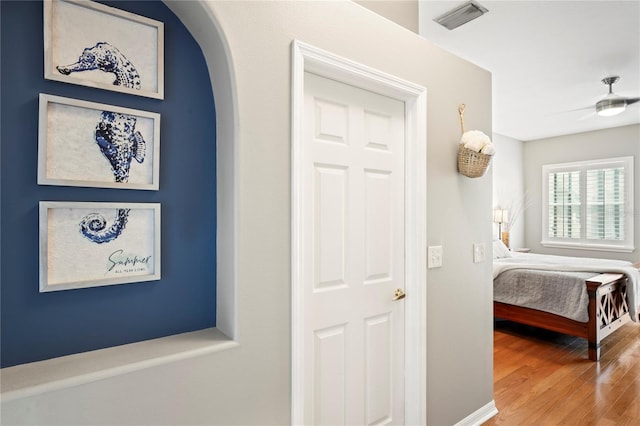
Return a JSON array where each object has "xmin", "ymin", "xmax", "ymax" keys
[{"xmin": 595, "ymin": 76, "xmax": 640, "ymax": 117}]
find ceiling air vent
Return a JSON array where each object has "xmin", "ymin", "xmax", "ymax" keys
[{"xmin": 434, "ymin": 1, "xmax": 489, "ymax": 30}]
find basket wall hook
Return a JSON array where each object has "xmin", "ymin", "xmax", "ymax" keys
[{"xmin": 458, "ymin": 104, "xmax": 466, "ymax": 135}]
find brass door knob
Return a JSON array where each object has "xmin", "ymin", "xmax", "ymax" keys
[{"xmin": 392, "ymin": 288, "xmax": 406, "ymax": 301}]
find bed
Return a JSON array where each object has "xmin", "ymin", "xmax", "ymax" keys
[{"xmin": 492, "ymin": 241, "xmax": 640, "ymax": 361}]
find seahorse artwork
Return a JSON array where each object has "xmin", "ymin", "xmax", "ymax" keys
[
  {"xmin": 56, "ymin": 42, "xmax": 141, "ymax": 89},
  {"xmin": 79, "ymin": 208, "xmax": 130, "ymax": 244},
  {"xmin": 95, "ymin": 111, "xmax": 146, "ymax": 183},
  {"xmin": 57, "ymin": 42, "xmax": 147, "ymax": 183}
]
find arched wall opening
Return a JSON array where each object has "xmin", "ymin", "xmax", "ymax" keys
[
  {"xmin": 0, "ymin": 0, "xmax": 230, "ymax": 369},
  {"xmin": 1, "ymin": 0, "xmax": 237, "ymax": 399}
]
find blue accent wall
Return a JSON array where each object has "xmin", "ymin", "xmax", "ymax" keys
[{"xmin": 0, "ymin": 1, "xmax": 217, "ymax": 368}]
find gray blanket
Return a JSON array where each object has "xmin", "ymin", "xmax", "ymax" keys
[
  {"xmin": 494, "ymin": 253, "xmax": 639, "ymax": 322},
  {"xmin": 494, "ymin": 269, "xmax": 597, "ymax": 322}
]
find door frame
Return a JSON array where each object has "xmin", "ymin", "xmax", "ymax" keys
[{"xmin": 291, "ymin": 40, "xmax": 427, "ymax": 425}]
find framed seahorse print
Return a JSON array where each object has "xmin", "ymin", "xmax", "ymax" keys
[
  {"xmin": 39, "ymin": 201, "xmax": 161, "ymax": 292},
  {"xmin": 38, "ymin": 94, "xmax": 160, "ymax": 190},
  {"xmin": 43, "ymin": 0, "xmax": 164, "ymax": 99}
]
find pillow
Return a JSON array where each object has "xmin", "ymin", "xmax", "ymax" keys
[{"xmin": 493, "ymin": 239, "xmax": 512, "ymax": 259}]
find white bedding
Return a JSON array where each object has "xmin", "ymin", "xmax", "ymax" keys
[{"xmin": 494, "ymin": 252, "xmax": 639, "ymax": 322}]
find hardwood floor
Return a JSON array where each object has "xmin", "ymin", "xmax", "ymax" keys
[{"xmin": 483, "ymin": 319, "xmax": 640, "ymax": 425}]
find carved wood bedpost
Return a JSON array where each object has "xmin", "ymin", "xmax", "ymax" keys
[{"xmin": 585, "ymin": 280, "xmax": 602, "ymax": 361}]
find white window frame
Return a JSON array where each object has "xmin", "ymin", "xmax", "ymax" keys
[{"xmin": 542, "ymin": 156, "xmax": 634, "ymax": 252}]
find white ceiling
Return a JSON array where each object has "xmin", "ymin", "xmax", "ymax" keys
[{"xmin": 419, "ymin": 0, "xmax": 640, "ymax": 141}]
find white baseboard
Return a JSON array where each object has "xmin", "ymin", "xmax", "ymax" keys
[{"xmin": 454, "ymin": 400, "xmax": 498, "ymax": 426}]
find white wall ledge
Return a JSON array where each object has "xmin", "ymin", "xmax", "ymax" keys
[{"xmin": 0, "ymin": 327, "xmax": 238, "ymax": 402}]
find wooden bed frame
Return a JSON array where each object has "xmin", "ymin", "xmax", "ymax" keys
[{"xmin": 494, "ymin": 262, "xmax": 640, "ymax": 361}]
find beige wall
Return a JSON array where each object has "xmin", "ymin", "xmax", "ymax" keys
[
  {"xmin": 0, "ymin": 1, "xmax": 494, "ymax": 425},
  {"xmin": 523, "ymin": 124, "xmax": 640, "ymax": 262},
  {"xmin": 356, "ymin": 0, "xmax": 419, "ymax": 33},
  {"xmin": 492, "ymin": 133, "xmax": 526, "ymax": 249}
]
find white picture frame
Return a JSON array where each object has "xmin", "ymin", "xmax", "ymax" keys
[
  {"xmin": 38, "ymin": 93, "xmax": 160, "ymax": 190},
  {"xmin": 39, "ymin": 201, "xmax": 161, "ymax": 292},
  {"xmin": 44, "ymin": 0, "xmax": 164, "ymax": 99}
]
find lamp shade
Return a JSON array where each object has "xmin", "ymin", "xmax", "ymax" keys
[{"xmin": 493, "ymin": 209, "xmax": 509, "ymax": 223}]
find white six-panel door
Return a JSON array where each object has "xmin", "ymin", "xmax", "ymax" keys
[{"xmin": 301, "ymin": 72, "xmax": 406, "ymax": 425}]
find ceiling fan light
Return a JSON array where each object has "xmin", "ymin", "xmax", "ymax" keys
[
  {"xmin": 595, "ymin": 77, "xmax": 630, "ymax": 117},
  {"xmin": 596, "ymin": 96, "xmax": 627, "ymax": 117},
  {"xmin": 597, "ymin": 106, "xmax": 625, "ymax": 117}
]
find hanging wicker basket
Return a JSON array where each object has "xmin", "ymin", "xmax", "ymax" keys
[
  {"xmin": 457, "ymin": 145, "xmax": 492, "ymax": 178},
  {"xmin": 456, "ymin": 104, "xmax": 492, "ymax": 178}
]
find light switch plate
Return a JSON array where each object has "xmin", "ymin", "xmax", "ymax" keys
[
  {"xmin": 473, "ymin": 242, "xmax": 486, "ymax": 263},
  {"xmin": 428, "ymin": 246, "xmax": 443, "ymax": 268}
]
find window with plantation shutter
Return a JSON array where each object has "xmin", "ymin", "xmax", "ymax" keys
[
  {"xmin": 542, "ymin": 157, "xmax": 634, "ymax": 252},
  {"xmin": 586, "ymin": 167, "xmax": 624, "ymax": 241},
  {"xmin": 548, "ymin": 170, "xmax": 581, "ymax": 239}
]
